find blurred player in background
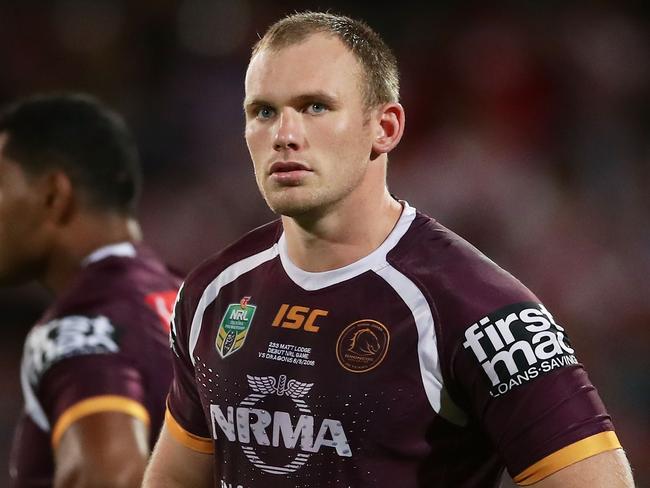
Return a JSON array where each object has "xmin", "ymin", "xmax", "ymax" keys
[
  {"xmin": 143, "ymin": 11, "xmax": 634, "ymax": 488},
  {"xmin": 0, "ymin": 93, "xmax": 180, "ymax": 487}
]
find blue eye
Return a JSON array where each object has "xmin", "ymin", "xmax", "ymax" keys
[
  {"xmin": 257, "ymin": 106, "xmax": 275, "ymax": 119},
  {"xmin": 307, "ymin": 103, "xmax": 327, "ymax": 114}
]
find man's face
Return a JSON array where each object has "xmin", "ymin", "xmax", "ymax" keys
[
  {"xmin": 244, "ymin": 33, "xmax": 376, "ymax": 218},
  {"xmin": 0, "ymin": 134, "xmax": 50, "ymax": 285}
]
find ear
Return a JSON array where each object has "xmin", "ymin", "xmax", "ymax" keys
[
  {"xmin": 42, "ymin": 170, "xmax": 74, "ymax": 225},
  {"xmin": 371, "ymin": 102, "xmax": 405, "ymax": 156}
]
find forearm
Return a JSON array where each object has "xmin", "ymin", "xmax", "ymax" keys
[
  {"xmin": 54, "ymin": 460, "xmax": 146, "ymax": 488},
  {"xmin": 53, "ymin": 412, "xmax": 150, "ymax": 488},
  {"xmin": 528, "ymin": 449, "xmax": 634, "ymax": 487},
  {"xmin": 142, "ymin": 468, "xmax": 194, "ymax": 488},
  {"xmin": 143, "ymin": 457, "xmax": 213, "ymax": 487},
  {"xmin": 143, "ymin": 425, "xmax": 213, "ymax": 488}
]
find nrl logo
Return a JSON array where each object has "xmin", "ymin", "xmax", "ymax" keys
[{"xmin": 216, "ymin": 296, "xmax": 256, "ymax": 358}]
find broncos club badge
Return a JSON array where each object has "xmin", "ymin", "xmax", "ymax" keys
[{"xmin": 336, "ymin": 319, "xmax": 390, "ymax": 373}]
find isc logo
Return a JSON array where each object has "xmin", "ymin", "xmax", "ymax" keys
[{"xmin": 272, "ymin": 304, "xmax": 328, "ymax": 332}]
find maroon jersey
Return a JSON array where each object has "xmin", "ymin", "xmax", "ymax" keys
[
  {"xmin": 167, "ymin": 203, "xmax": 620, "ymax": 487},
  {"xmin": 10, "ymin": 243, "xmax": 180, "ymax": 488}
]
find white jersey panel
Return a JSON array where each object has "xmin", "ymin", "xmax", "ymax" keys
[
  {"xmin": 375, "ymin": 264, "xmax": 468, "ymax": 426},
  {"xmin": 189, "ymin": 245, "xmax": 279, "ymax": 365}
]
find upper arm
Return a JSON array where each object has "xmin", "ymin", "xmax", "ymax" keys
[
  {"xmin": 143, "ymin": 424, "xmax": 213, "ymax": 487},
  {"xmin": 527, "ymin": 449, "xmax": 634, "ymax": 487},
  {"xmin": 140, "ymin": 282, "xmax": 214, "ymax": 487},
  {"xmin": 445, "ymin": 294, "xmax": 624, "ymax": 482},
  {"xmin": 21, "ymin": 314, "xmax": 164, "ymax": 486},
  {"xmin": 166, "ymin": 283, "xmax": 213, "ymax": 441},
  {"xmin": 54, "ymin": 411, "xmax": 150, "ymax": 488}
]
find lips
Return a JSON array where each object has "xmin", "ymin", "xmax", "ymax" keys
[
  {"xmin": 268, "ymin": 161, "xmax": 312, "ymax": 186},
  {"xmin": 269, "ymin": 161, "xmax": 311, "ymax": 174}
]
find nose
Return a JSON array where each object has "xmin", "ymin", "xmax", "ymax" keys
[{"xmin": 273, "ymin": 108, "xmax": 303, "ymax": 152}]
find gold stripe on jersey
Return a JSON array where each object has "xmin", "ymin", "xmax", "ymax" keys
[
  {"xmin": 52, "ymin": 395, "xmax": 150, "ymax": 448},
  {"xmin": 514, "ymin": 430, "xmax": 621, "ymax": 485},
  {"xmin": 165, "ymin": 408, "xmax": 214, "ymax": 454}
]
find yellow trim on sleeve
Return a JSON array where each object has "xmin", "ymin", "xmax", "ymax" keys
[
  {"xmin": 514, "ymin": 431, "xmax": 621, "ymax": 485},
  {"xmin": 52, "ymin": 395, "xmax": 150, "ymax": 448},
  {"xmin": 165, "ymin": 408, "xmax": 214, "ymax": 454}
]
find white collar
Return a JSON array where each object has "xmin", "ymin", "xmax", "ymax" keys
[
  {"xmin": 81, "ymin": 242, "xmax": 137, "ymax": 266},
  {"xmin": 278, "ymin": 202, "xmax": 416, "ymax": 290}
]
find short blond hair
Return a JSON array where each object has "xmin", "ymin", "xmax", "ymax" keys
[{"xmin": 252, "ymin": 11, "xmax": 400, "ymax": 110}]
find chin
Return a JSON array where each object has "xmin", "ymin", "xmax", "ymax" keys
[
  {"xmin": 266, "ymin": 196, "xmax": 324, "ymax": 219},
  {"xmin": 268, "ymin": 201, "xmax": 313, "ymax": 218},
  {"xmin": 263, "ymin": 188, "xmax": 314, "ymax": 217}
]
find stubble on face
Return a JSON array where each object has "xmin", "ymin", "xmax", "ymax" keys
[
  {"xmin": 257, "ymin": 134, "xmax": 372, "ymax": 222},
  {"xmin": 244, "ymin": 34, "xmax": 376, "ymax": 222}
]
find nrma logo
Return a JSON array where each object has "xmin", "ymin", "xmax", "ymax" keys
[
  {"xmin": 210, "ymin": 374, "xmax": 351, "ymax": 475},
  {"xmin": 462, "ymin": 302, "xmax": 577, "ymax": 397}
]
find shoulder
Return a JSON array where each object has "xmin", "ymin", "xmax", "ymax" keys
[
  {"xmin": 168, "ymin": 220, "xmax": 281, "ymax": 358},
  {"xmin": 31, "ymin": 245, "xmax": 180, "ymax": 367},
  {"xmin": 388, "ymin": 211, "xmax": 538, "ymax": 327},
  {"xmin": 180, "ymin": 219, "xmax": 282, "ymax": 306},
  {"xmin": 45, "ymin": 244, "xmax": 179, "ymax": 324}
]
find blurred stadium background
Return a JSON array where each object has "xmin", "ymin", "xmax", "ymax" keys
[{"xmin": 0, "ymin": 1, "xmax": 648, "ymax": 486}]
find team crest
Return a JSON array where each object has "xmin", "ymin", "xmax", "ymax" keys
[
  {"xmin": 336, "ymin": 319, "xmax": 390, "ymax": 373},
  {"xmin": 216, "ymin": 296, "xmax": 257, "ymax": 358}
]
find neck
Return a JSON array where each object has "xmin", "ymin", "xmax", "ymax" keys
[
  {"xmin": 281, "ymin": 187, "xmax": 403, "ymax": 272},
  {"xmin": 42, "ymin": 212, "xmax": 142, "ymax": 294}
]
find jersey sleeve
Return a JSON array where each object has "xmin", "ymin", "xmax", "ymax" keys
[
  {"xmin": 165, "ymin": 283, "xmax": 214, "ymax": 453},
  {"xmin": 22, "ymin": 315, "xmax": 150, "ymax": 448},
  {"xmin": 448, "ymin": 293, "xmax": 620, "ymax": 485}
]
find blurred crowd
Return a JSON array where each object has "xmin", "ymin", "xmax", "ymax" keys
[{"xmin": 0, "ymin": 1, "xmax": 648, "ymax": 486}]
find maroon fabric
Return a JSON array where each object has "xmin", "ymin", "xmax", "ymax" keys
[
  {"xmin": 10, "ymin": 245, "xmax": 180, "ymax": 488},
  {"xmin": 168, "ymin": 212, "xmax": 614, "ymax": 487}
]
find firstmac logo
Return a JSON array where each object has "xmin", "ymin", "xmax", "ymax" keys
[{"xmin": 462, "ymin": 302, "xmax": 577, "ymax": 397}]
